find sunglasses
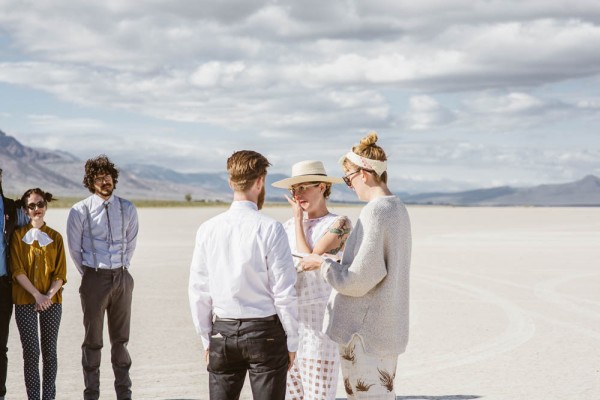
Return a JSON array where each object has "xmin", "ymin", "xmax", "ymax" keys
[
  {"xmin": 342, "ymin": 170, "xmax": 361, "ymax": 187},
  {"xmin": 26, "ymin": 201, "xmax": 47, "ymax": 211},
  {"xmin": 289, "ymin": 183, "xmax": 321, "ymax": 196}
]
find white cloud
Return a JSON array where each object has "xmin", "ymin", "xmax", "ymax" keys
[
  {"xmin": 1, "ymin": 2, "xmax": 599, "ymax": 130},
  {"xmin": 576, "ymin": 98, "xmax": 600, "ymax": 109},
  {"xmin": 0, "ymin": 0, "xmax": 599, "ymax": 190},
  {"xmin": 26, "ymin": 114, "xmax": 107, "ymax": 132},
  {"xmin": 466, "ymin": 93, "xmax": 545, "ymax": 114},
  {"xmin": 453, "ymin": 91, "xmax": 580, "ymax": 132},
  {"xmin": 404, "ymin": 95, "xmax": 454, "ymax": 130},
  {"xmin": 190, "ymin": 61, "xmax": 247, "ymax": 88},
  {"xmin": 386, "ymin": 139, "xmax": 600, "ymax": 190}
]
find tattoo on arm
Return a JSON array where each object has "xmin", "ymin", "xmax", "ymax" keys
[
  {"xmin": 327, "ymin": 218, "xmax": 351, "ymax": 254},
  {"xmin": 329, "ymin": 218, "xmax": 351, "ymax": 240},
  {"xmin": 327, "ymin": 238, "xmax": 347, "ymax": 256}
]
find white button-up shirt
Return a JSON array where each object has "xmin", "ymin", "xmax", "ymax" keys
[
  {"xmin": 188, "ymin": 201, "xmax": 299, "ymax": 351},
  {"xmin": 67, "ymin": 194, "xmax": 139, "ymax": 274}
]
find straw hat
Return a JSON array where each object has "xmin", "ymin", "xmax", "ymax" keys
[{"xmin": 272, "ymin": 160, "xmax": 343, "ymax": 188}]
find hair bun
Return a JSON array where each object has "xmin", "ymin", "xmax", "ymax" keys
[{"xmin": 360, "ymin": 131, "xmax": 378, "ymax": 146}]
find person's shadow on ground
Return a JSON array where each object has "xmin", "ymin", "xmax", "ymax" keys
[
  {"xmin": 335, "ymin": 396, "xmax": 481, "ymax": 400},
  {"xmin": 164, "ymin": 396, "xmax": 481, "ymax": 400},
  {"xmin": 394, "ymin": 396, "xmax": 481, "ymax": 400}
]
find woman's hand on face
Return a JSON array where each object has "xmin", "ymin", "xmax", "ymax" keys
[
  {"xmin": 300, "ymin": 254, "xmax": 324, "ymax": 271},
  {"xmin": 285, "ymin": 195, "xmax": 303, "ymax": 220}
]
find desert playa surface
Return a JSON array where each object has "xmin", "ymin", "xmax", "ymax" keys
[{"xmin": 5, "ymin": 205, "xmax": 600, "ymax": 399}]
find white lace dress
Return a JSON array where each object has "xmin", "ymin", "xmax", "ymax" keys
[{"xmin": 284, "ymin": 213, "xmax": 349, "ymax": 400}]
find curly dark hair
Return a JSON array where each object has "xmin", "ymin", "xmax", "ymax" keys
[
  {"xmin": 19, "ymin": 188, "xmax": 56, "ymax": 209},
  {"xmin": 83, "ymin": 155, "xmax": 119, "ymax": 193}
]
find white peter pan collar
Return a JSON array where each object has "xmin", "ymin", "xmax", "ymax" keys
[{"xmin": 22, "ymin": 227, "xmax": 53, "ymax": 247}]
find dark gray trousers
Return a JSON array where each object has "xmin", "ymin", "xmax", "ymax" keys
[{"xmin": 79, "ymin": 267, "xmax": 134, "ymax": 400}]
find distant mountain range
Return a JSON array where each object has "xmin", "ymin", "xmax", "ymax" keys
[
  {"xmin": 1, "ymin": 129, "xmax": 599, "ymax": 206},
  {"xmin": 0, "ymin": 129, "xmax": 355, "ymax": 202},
  {"xmin": 403, "ymin": 175, "xmax": 600, "ymax": 206}
]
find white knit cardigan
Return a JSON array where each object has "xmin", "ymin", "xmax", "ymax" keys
[{"xmin": 321, "ymin": 195, "xmax": 411, "ymax": 356}]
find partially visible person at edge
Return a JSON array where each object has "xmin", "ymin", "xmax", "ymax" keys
[
  {"xmin": 10, "ymin": 188, "xmax": 66, "ymax": 400},
  {"xmin": 189, "ymin": 150, "xmax": 299, "ymax": 400},
  {"xmin": 301, "ymin": 132, "xmax": 411, "ymax": 400},
  {"xmin": 66, "ymin": 155, "xmax": 139, "ymax": 400},
  {"xmin": 0, "ymin": 168, "xmax": 28, "ymax": 400},
  {"xmin": 272, "ymin": 160, "xmax": 351, "ymax": 400}
]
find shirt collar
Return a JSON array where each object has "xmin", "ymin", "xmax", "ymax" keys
[
  {"xmin": 92, "ymin": 193, "xmax": 115, "ymax": 208},
  {"xmin": 230, "ymin": 200, "xmax": 258, "ymax": 211}
]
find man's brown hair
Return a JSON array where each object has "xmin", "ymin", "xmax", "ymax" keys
[{"xmin": 227, "ymin": 150, "xmax": 271, "ymax": 191}]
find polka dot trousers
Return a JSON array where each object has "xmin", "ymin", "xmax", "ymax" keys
[{"xmin": 15, "ymin": 303, "xmax": 62, "ymax": 400}]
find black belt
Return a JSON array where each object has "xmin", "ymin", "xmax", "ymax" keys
[
  {"xmin": 83, "ymin": 266, "xmax": 126, "ymax": 273},
  {"xmin": 215, "ymin": 314, "xmax": 278, "ymax": 323}
]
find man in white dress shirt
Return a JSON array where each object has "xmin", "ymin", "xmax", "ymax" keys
[
  {"xmin": 66, "ymin": 155, "xmax": 139, "ymax": 400},
  {"xmin": 189, "ymin": 150, "xmax": 299, "ymax": 400}
]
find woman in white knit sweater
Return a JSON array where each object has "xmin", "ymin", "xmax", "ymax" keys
[{"xmin": 301, "ymin": 132, "xmax": 411, "ymax": 400}]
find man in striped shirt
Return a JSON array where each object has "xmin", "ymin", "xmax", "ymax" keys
[{"xmin": 67, "ymin": 155, "xmax": 139, "ymax": 400}]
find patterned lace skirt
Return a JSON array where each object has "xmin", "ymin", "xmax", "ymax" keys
[{"xmin": 286, "ymin": 300, "xmax": 339, "ymax": 400}]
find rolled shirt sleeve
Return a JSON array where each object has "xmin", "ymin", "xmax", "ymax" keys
[
  {"xmin": 52, "ymin": 233, "xmax": 68, "ymax": 284},
  {"xmin": 8, "ymin": 231, "xmax": 27, "ymax": 278}
]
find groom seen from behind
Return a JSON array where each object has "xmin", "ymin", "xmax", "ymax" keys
[{"xmin": 189, "ymin": 150, "xmax": 299, "ymax": 400}]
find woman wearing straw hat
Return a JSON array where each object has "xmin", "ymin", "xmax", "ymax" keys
[
  {"xmin": 301, "ymin": 132, "xmax": 411, "ymax": 399},
  {"xmin": 272, "ymin": 160, "xmax": 352, "ymax": 400}
]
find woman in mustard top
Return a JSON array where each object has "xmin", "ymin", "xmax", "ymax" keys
[{"xmin": 9, "ymin": 188, "xmax": 66, "ymax": 400}]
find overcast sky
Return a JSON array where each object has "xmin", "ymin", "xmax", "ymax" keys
[{"xmin": 1, "ymin": 0, "xmax": 599, "ymax": 193}]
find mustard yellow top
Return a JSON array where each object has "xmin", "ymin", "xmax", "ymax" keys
[{"xmin": 9, "ymin": 223, "xmax": 67, "ymax": 305}]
